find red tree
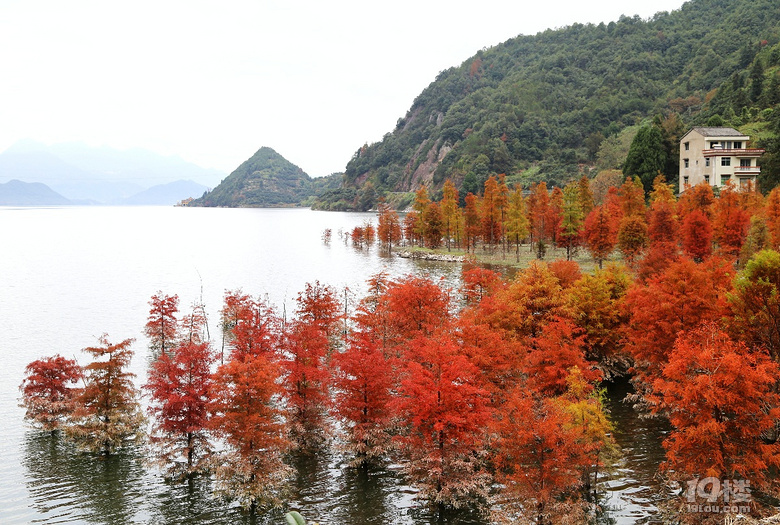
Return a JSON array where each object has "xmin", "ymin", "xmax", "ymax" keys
[
  {"xmin": 394, "ymin": 332, "xmax": 492, "ymax": 509},
  {"xmin": 331, "ymin": 331, "xmax": 394, "ymax": 466},
  {"xmin": 583, "ymin": 205, "xmax": 618, "ymax": 269},
  {"xmin": 623, "ymin": 257, "xmax": 734, "ymax": 384},
  {"xmin": 295, "ymin": 280, "xmax": 342, "ymax": 349},
  {"xmin": 20, "ymin": 355, "xmax": 82, "ymax": 433},
  {"xmin": 523, "ymin": 318, "xmax": 601, "ymax": 397},
  {"xmin": 493, "ymin": 387, "xmax": 590, "ymax": 524},
  {"xmin": 649, "ymin": 322, "xmax": 780, "ymax": 488},
  {"xmin": 463, "ymin": 193, "xmax": 481, "ymax": 252},
  {"xmin": 681, "ymin": 208, "xmax": 713, "ymax": 262},
  {"xmin": 145, "ymin": 292, "xmax": 179, "ymax": 355},
  {"xmin": 145, "ymin": 339, "xmax": 215, "ymax": 478},
  {"xmin": 377, "ymin": 202, "xmax": 402, "ymax": 252},
  {"xmin": 713, "ymin": 183, "xmax": 751, "ymax": 258},
  {"xmin": 281, "ymin": 320, "xmax": 331, "ymax": 450},
  {"xmin": 386, "ymin": 275, "xmax": 450, "ymax": 342},
  {"xmin": 461, "ymin": 266, "xmax": 502, "ymax": 305},
  {"xmin": 208, "ymin": 354, "xmax": 291, "ymax": 511}
]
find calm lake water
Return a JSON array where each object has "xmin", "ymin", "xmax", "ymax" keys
[{"xmin": 0, "ymin": 206, "xmax": 669, "ymax": 524}]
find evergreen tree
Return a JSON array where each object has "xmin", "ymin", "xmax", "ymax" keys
[{"xmin": 623, "ymin": 125, "xmax": 667, "ymax": 196}]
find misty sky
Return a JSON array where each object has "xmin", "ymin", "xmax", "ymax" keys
[{"xmin": 0, "ymin": 0, "xmax": 686, "ymax": 177}]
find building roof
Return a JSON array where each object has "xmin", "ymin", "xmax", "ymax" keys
[{"xmin": 688, "ymin": 126, "xmax": 745, "ymax": 137}]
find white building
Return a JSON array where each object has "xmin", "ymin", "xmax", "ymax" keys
[{"xmin": 679, "ymin": 127, "xmax": 764, "ymax": 191}]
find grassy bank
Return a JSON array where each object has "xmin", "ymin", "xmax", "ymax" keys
[{"xmin": 398, "ymin": 244, "xmax": 620, "ymax": 274}]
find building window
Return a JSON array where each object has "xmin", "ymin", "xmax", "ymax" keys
[
  {"xmin": 740, "ymin": 159, "xmax": 751, "ymax": 167},
  {"xmin": 684, "ymin": 158, "xmax": 689, "ymax": 168},
  {"xmin": 734, "ymin": 141, "xmax": 742, "ymax": 149},
  {"xmin": 705, "ymin": 175, "xmax": 710, "ymax": 184},
  {"xmin": 721, "ymin": 175, "xmax": 731, "ymax": 185},
  {"xmin": 684, "ymin": 175, "xmax": 689, "ymax": 187},
  {"xmin": 721, "ymin": 157, "xmax": 731, "ymax": 167},
  {"xmin": 705, "ymin": 158, "xmax": 710, "ymax": 167},
  {"xmin": 684, "ymin": 142, "xmax": 689, "ymax": 151}
]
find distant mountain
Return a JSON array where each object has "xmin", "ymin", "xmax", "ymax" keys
[
  {"xmin": 0, "ymin": 141, "xmax": 225, "ymax": 204},
  {"xmin": 122, "ymin": 179, "xmax": 209, "ymax": 205},
  {"xmin": 0, "ymin": 179, "xmax": 71, "ymax": 206},
  {"xmin": 191, "ymin": 147, "xmax": 314, "ymax": 207}
]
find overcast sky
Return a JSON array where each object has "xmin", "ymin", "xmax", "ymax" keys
[{"xmin": 0, "ymin": 0, "xmax": 686, "ymax": 177}]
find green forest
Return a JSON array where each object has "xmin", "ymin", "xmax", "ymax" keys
[
  {"xmin": 191, "ymin": 147, "xmax": 341, "ymax": 207},
  {"xmin": 314, "ymin": 0, "xmax": 780, "ymax": 210}
]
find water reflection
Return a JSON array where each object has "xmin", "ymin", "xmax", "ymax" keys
[
  {"xmin": 599, "ymin": 378, "xmax": 672, "ymax": 525},
  {"xmin": 23, "ymin": 431, "xmax": 147, "ymax": 524}
]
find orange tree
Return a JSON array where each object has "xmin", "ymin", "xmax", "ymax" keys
[
  {"xmin": 66, "ymin": 335, "xmax": 144, "ymax": 455},
  {"xmin": 649, "ymin": 322, "xmax": 780, "ymax": 490}
]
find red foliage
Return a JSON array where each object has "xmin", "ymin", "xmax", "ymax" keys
[
  {"xmin": 765, "ymin": 188, "xmax": 780, "ymax": 249},
  {"xmin": 20, "ymin": 355, "xmax": 82, "ymax": 432},
  {"xmin": 222, "ymin": 291, "xmax": 279, "ymax": 361},
  {"xmin": 624, "ymin": 257, "xmax": 734, "ymax": 383},
  {"xmin": 386, "ymin": 275, "xmax": 450, "ymax": 340},
  {"xmin": 461, "ymin": 266, "xmax": 502, "ymax": 304},
  {"xmin": 713, "ymin": 184, "xmax": 750, "ymax": 258},
  {"xmin": 145, "ymin": 340, "xmax": 215, "ymax": 475},
  {"xmin": 678, "ymin": 182, "xmax": 715, "ymax": 220},
  {"xmin": 331, "ymin": 331, "xmax": 394, "ymax": 465},
  {"xmin": 523, "ymin": 318, "xmax": 601, "ymax": 397},
  {"xmin": 145, "ymin": 292, "xmax": 179, "ymax": 355},
  {"xmin": 457, "ymin": 310, "xmax": 523, "ymax": 403},
  {"xmin": 377, "ymin": 202, "xmax": 402, "ymax": 251},
  {"xmin": 548, "ymin": 259, "xmax": 582, "ymax": 289},
  {"xmin": 681, "ymin": 209, "xmax": 713, "ymax": 262},
  {"xmin": 295, "ymin": 281, "xmax": 342, "ymax": 331},
  {"xmin": 463, "ymin": 193, "xmax": 481, "ymax": 251},
  {"xmin": 583, "ymin": 205, "xmax": 618, "ymax": 268},
  {"xmin": 394, "ymin": 332, "xmax": 492, "ymax": 507},
  {"xmin": 282, "ymin": 320, "xmax": 331, "ymax": 449},
  {"xmin": 493, "ymin": 387, "xmax": 590, "ymax": 522},
  {"xmin": 208, "ymin": 353, "xmax": 290, "ymax": 509},
  {"xmin": 649, "ymin": 322, "xmax": 780, "ymax": 487},
  {"xmin": 69, "ymin": 335, "xmax": 144, "ymax": 454}
]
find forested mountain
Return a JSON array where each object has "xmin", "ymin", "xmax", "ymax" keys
[
  {"xmin": 191, "ymin": 147, "xmax": 341, "ymax": 207},
  {"xmin": 319, "ymin": 0, "xmax": 780, "ymax": 209}
]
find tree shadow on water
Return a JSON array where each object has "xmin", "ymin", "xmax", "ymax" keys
[{"xmin": 22, "ymin": 430, "xmax": 146, "ymax": 524}]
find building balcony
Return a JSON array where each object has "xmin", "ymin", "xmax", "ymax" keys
[
  {"xmin": 703, "ymin": 148, "xmax": 765, "ymax": 157},
  {"xmin": 734, "ymin": 166, "xmax": 761, "ymax": 174}
]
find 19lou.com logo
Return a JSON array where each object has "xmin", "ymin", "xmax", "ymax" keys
[{"xmin": 685, "ymin": 477, "xmax": 752, "ymax": 514}]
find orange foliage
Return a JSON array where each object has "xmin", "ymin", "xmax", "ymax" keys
[
  {"xmin": 624, "ymin": 257, "xmax": 734, "ymax": 383},
  {"xmin": 649, "ymin": 322, "xmax": 780, "ymax": 487}
]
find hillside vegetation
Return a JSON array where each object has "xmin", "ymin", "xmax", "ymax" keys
[
  {"xmin": 191, "ymin": 147, "xmax": 341, "ymax": 207},
  {"xmin": 314, "ymin": 0, "xmax": 780, "ymax": 209}
]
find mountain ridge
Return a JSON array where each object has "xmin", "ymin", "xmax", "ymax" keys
[{"xmin": 311, "ymin": 0, "xmax": 780, "ymax": 209}]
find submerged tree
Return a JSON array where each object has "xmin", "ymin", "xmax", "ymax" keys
[
  {"xmin": 20, "ymin": 355, "xmax": 82, "ymax": 433},
  {"xmin": 493, "ymin": 387, "xmax": 590, "ymax": 524},
  {"xmin": 394, "ymin": 332, "xmax": 492, "ymax": 510},
  {"xmin": 67, "ymin": 335, "xmax": 145, "ymax": 455},
  {"xmin": 331, "ymin": 331, "xmax": 394, "ymax": 466},
  {"xmin": 208, "ymin": 354, "xmax": 292, "ymax": 511},
  {"xmin": 145, "ymin": 292, "xmax": 180, "ymax": 356},
  {"xmin": 145, "ymin": 338, "xmax": 215, "ymax": 479}
]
